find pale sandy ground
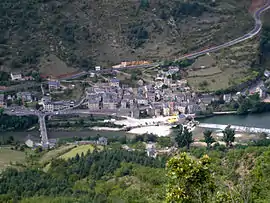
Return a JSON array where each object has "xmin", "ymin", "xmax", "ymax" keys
[
  {"xmin": 114, "ymin": 116, "xmax": 177, "ymax": 127},
  {"xmin": 128, "ymin": 125, "xmax": 172, "ymax": 137},
  {"xmin": 91, "ymin": 127, "xmax": 122, "ymax": 131}
]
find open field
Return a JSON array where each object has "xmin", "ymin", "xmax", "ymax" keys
[
  {"xmin": 60, "ymin": 144, "xmax": 102, "ymax": 160},
  {"xmin": 39, "ymin": 145, "xmax": 75, "ymax": 165},
  {"xmin": 188, "ymin": 66, "xmax": 222, "ymax": 77},
  {"xmin": 38, "ymin": 54, "xmax": 78, "ymax": 77},
  {"xmin": 0, "ymin": 147, "xmax": 26, "ymax": 171},
  {"xmin": 187, "ymin": 38, "xmax": 259, "ymax": 92}
]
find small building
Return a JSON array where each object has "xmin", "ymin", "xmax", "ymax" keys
[
  {"xmin": 25, "ymin": 138, "xmax": 34, "ymax": 148},
  {"xmin": 43, "ymin": 102, "xmax": 54, "ymax": 112},
  {"xmin": 109, "ymin": 78, "xmax": 120, "ymax": 87},
  {"xmin": 223, "ymin": 94, "xmax": 232, "ymax": 103},
  {"xmin": 0, "ymin": 86, "xmax": 7, "ymax": 92},
  {"xmin": 187, "ymin": 104, "xmax": 201, "ymax": 114},
  {"xmin": 0, "ymin": 94, "xmax": 5, "ymax": 107},
  {"xmin": 199, "ymin": 95, "xmax": 214, "ymax": 106},
  {"xmin": 10, "ymin": 72, "xmax": 22, "ymax": 81},
  {"xmin": 121, "ymin": 99, "xmax": 128, "ymax": 109},
  {"xmin": 264, "ymin": 70, "xmax": 270, "ymax": 78},
  {"xmin": 103, "ymin": 94, "xmax": 118, "ymax": 110},
  {"xmin": 16, "ymin": 92, "xmax": 33, "ymax": 103},
  {"xmin": 146, "ymin": 146, "xmax": 157, "ymax": 158},
  {"xmin": 137, "ymin": 79, "xmax": 144, "ymax": 86},
  {"xmin": 88, "ymin": 97, "xmax": 100, "ymax": 110},
  {"xmin": 257, "ymin": 86, "xmax": 267, "ymax": 99},
  {"xmin": 137, "ymin": 97, "xmax": 148, "ymax": 106},
  {"xmin": 48, "ymin": 80, "xmax": 61, "ymax": 91},
  {"xmin": 95, "ymin": 66, "xmax": 101, "ymax": 71},
  {"xmin": 53, "ymin": 101, "xmax": 72, "ymax": 111},
  {"xmin": 97, "ymin": 137, "xmax": 108, "ymax": 146},
  {"xmin": 176, "ymin": 105, "xmax": 187, "ymax": 114}
]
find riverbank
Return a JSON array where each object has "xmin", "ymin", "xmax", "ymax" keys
[{"xmin": 197, "ymin": 112, "xmax": 270, "ymax": 129}]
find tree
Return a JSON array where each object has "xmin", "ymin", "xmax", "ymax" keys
[
  {"xmin": 222, "ymin": 125, "xmax": 235, "ymax": 148},
  {"xmin": 157, "ymin": 137, "xmax": 172, "ymax": 148},
  {"xmin": 175, "ymin": 126, "xmax": 193, "ymax": 150},
  {"xmin": 166, "ymin": 153, "xmax": 215, "ymax": 203},
  {"xmin": 0, "ymin": 107, "xmax": 4, "ymax": 115},
  {"xmin": 203, "ymin": 130, "xmax": 215, "ymax": 149}
]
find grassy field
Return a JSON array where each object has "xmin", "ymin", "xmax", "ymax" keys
[
  {"xmin": 0, "ymin": 147, "xmax": 26, "ymax": 171},
  {"xmin": 39, "ymin": 145, "xmax": 75, "ymax": 165},
  {"xmin": 60, "ymin": 144, "xmax": 102, "ymax": 160},
  {"xmin": 187, "ymin": 38, "xmax": 259, "ymax": 92}
]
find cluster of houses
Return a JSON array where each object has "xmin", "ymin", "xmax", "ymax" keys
[
  {"xmin": 85, "ymin": 67, "xmax": 208, "ymax": 118},
  {"xmin": 10, "ymin": 72, "xmax": 34, "ymax": 81},
  {"xmin": 0, "ymin": 92, "xmax": 36, "ymax": 108},
  {"xmin": 40, "ymin": 96, "xmax": 74, "ymax": 112},
  {"xmin": 85, "ymin": 66, "xmax": 270, "ymax": 118}
]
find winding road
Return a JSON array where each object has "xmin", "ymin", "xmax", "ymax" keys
[
  {"xmin": 48, "ymin": 0, "xmax": 270, "ymax": 80},
  {"xmin": 176, "ymin": 0, "xmax": 270, "ymax": 60}
]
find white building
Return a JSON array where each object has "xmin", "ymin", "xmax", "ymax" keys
[
  {"xmin": 43, "ymin": 102, "xmax": 54, "ymax": 112},
  {"xmin": 10, "ymin": 72, "xmax": 22, "ymax": 81}
]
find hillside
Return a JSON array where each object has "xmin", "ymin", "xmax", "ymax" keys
[
  {"xmin": 1, "ymin": 145, "xmax": 270, "ymax": 202},
  {"xmin": 0, "ymin": 0, "xmax": 253, "ymax": 75}
]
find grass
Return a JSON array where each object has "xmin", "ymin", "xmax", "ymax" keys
[
  {"xmin": 0, "ymin": 147, "xmax": 26, "ymax": 171},
  {"xmin": 187, "ymin": 38, "xmax": 259, "ymax": 92},
  {"xmin": 39, "ymin": 145, "xmax": 75, "ymax": 165},
  {"xmin": 60, "ymin": 144, "xmax": 102, "ymax": 160}
]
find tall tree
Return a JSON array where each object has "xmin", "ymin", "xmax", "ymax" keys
[
  {"xmin": 222, "ymin": 125, "xmax": 235, "ymax": 148},
  {"xmin": 203, "ymin": 130, "xmax": 215, "ymax": 149},
  {"xmin": 175, "ymin": 126, "xmax": 193, "ymax": 149},
  {"xmin": 166, "ymin": 153, "xmax": 215, "ymax": 203}
]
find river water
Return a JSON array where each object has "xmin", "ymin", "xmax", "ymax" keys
[
  {"xmin": 2, "ymin": 113, "xmax": 270, "ymax": 142},
  {"xmin": 198, "ymin": 112, "xmax": 270, "ymax": 128},
  {"xmin": 1, "ymin": 130, "xmax": 129, "ymax": 143}
]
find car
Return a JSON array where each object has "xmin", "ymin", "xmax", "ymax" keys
[{"xmin": 11, "ymin": 109, "xmax": 15, "ymax": 112}]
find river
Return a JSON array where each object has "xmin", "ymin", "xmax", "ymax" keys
[
  {"xmin": 198, "ymin": 112, "xmax": 270, "ymax": 128},
  {"xmin": 1, "ymin": 130, "xmax": 129, "ymax": 143}
]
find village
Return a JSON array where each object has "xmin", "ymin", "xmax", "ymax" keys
[{"xmin": 1, "ymin": 64, "xmax": 269, "ymax": 121}]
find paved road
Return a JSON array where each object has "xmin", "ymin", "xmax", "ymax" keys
[
  {"xmin": 59, "ymin": 0, "xmax": 270, "ymax": 79},
  {"xmin": 4, "ymin": 106, "xmax": 128, "ymax": 148},
  {"xmin": 176, "ymin": 1, "xmax": 270, "ymax": 60}
]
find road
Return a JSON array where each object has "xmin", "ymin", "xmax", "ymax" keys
[
  {"xmin": 176, "ymin": 0, "xmax": 270, "ymax": 60},
  {"xmin": 39, "ymin": 115, "xmax": 48, "ymax": 146},
  {"xmin": 58, "ymin": 0, "xmax": 270, "ymax": 80},
  {"xmin": 3, "ymin": 106, "xmax": 129, "ymax": 148}
]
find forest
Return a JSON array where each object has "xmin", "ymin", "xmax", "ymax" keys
[
  {"xmin": 0, "ymin": 111, "xmax": 38, "ymax": 132},
  {"xmin": 1, "ymin": 144, "xmax": 270, "ymax": 202}
]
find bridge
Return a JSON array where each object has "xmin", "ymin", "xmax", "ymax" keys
[
  {"xmin": 4, "ymin": 107, "xmax": 129, "ymax": 148},
  {"xmin": 199, "ymin": 123, "xmax": 270, "ymax": 134},
  {"xmin": 39, "ymin": 115, "xmax": 49, "ymax": 147}
]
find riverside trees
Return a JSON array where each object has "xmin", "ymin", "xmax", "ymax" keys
[{"xmin": 175, "ymin": 125, "xmax": 194, "ymax": 150}]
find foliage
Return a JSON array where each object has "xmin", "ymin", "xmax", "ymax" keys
[
  {"xmin": 222, "ymin": 125, "xmax": 235, "ymax": 147},
  {"xmin": 0, "ymin": 149, "xmax": 166, "ymax": 202},
  {"xmin": 0, "ymin": 113, "xmax": 38, "ymax": 132},
  {"xmin": 175, "ymin": 126, "xmax": 193, "ymax": 149},
  {"xmin": 203, "ymin": 130, "xmax": 215, "ymax": 149},
  {"xmin": 127, "ymin": 22, "xmax": 149, "ymax": 48},
  {"xmin": 157, "ymin": 136, "xmax": 173, "ymax": 148},
  {"xmin": 166, "ymin": 153, "xmax": 214, "ymax": 203},
  {"xmin": 0, "ymin": 71, "xmax": 10, "ymax": 81}
]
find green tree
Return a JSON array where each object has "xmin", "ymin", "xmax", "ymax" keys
[
  {"xmin": 203, "ymin": 130, "xmax": 215, "ymax": 149},
  {"xmin": 157, "ymin": 137, "xmax": 172, "ymax": 148},
  {"xmin": 0, "ymin": 107, "xmax": 4, "ymax": 115},
  {"xmin": 175, "ymin": 126, "xmax": 193, "ymax": 150},
  {"xmin": 166, "ymin": 153, "xmax": 215, "ymax": 203},
  {"xmin": 222, "ymin": 126, "xmax": 235, "ymax": 148}
]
